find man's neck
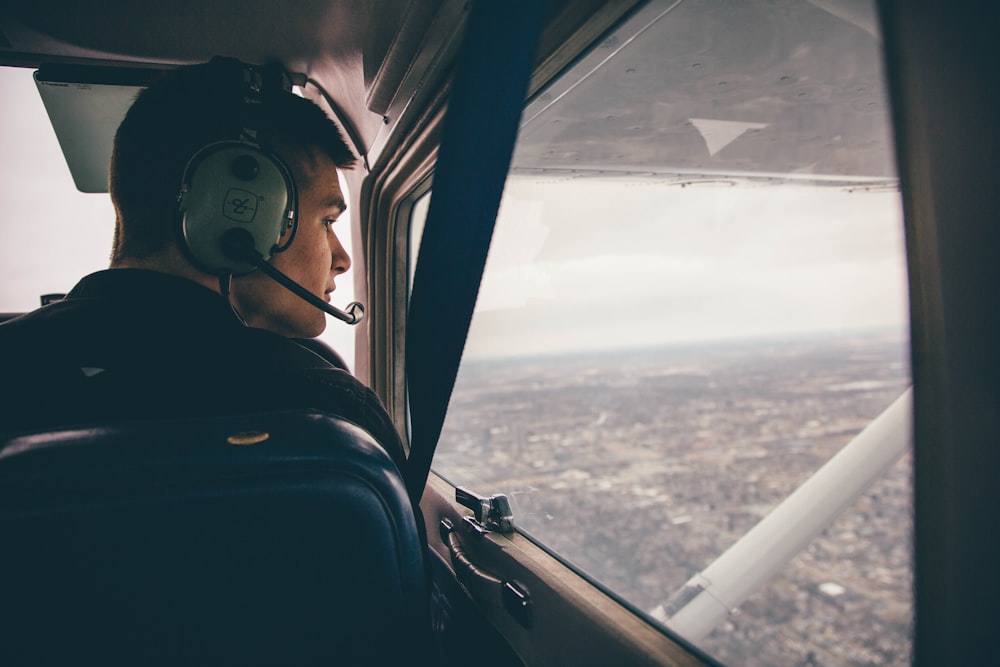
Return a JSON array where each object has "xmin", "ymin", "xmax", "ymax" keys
[{"xmin": 110, "ymin": 248, "xmax": 220, "ymax": 294}]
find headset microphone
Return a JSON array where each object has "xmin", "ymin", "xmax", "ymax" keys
[{"xmin": 221, "ymin": 228, "xmax": 365, "ymax": 325}]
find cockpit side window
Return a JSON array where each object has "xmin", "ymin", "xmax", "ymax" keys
[{"xmin": 410, "ymin": 0, "xmax": 912, "ymax": 663}]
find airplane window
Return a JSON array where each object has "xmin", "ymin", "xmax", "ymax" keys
[
  {"xmin": 412, "ymin": 0, "xmax": 912, "ymax": 664},
  {"xmin": 0, "ymin": 66, "xmax": 116, "ymax": 312},
  {"xmin": 0, "ymin": 66, "xmax": 356, "ymax": 368}
]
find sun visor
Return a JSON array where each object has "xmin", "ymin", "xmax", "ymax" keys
[{"xmin": 33, "ymin": 65, "xmax": 157, "ymax": 193}]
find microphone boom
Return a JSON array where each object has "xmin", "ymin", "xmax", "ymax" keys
[{"xmin": 221, "ymin": 229, "xmax": 365, "ymax": 325}]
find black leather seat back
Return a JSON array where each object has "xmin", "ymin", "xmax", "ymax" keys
[{"xmin": 0, "ymin": 410, "xmax": 430, "ymax": 666}]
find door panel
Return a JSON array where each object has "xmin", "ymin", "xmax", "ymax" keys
[{"xmin": 423, "ymin": 474, "xmax": 711, "ymax": 666}]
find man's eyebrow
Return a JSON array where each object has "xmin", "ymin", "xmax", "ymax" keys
[{"xmin": 324, "ymin": 195, "xmax": 347, "ymax": 213}]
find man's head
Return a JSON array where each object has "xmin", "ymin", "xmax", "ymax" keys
[{"xmin": 109, "ymin": 57, "xmax": 356, "ymax": 337}]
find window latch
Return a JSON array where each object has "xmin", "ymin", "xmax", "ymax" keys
[{"xmin": 456, "ymin": 486, "xmax": 514, "ymax": 534}]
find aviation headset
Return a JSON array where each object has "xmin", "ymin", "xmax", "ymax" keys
[
  {"xmin": 174, "ymin": 58, "xmax": 363, "ymax": 324},
  {"xmin": 177, "ymin": 59, "xmax": 297, "ymax": 277}
]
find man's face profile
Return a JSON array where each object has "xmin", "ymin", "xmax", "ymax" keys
[{"xmin": 232, "ymin": 150, "xmax": 350, "ymax": 338}]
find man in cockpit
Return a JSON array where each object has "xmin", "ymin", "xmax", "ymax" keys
[{"xmin": 0, "ymin": 58, "xmax": 404, "ymax": 467}]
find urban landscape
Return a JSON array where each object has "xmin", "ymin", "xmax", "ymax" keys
[{"xmin": 433, "ymin": 331, "xmax": 912, "ymax": 666}]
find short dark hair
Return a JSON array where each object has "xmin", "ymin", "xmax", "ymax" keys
[{"xmin": 109, "ymin": 58, "xmax": 356, "ymax": 262}]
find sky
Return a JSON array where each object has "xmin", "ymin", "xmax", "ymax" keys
[
  {"xmin": 450, "ymin": 174, "xmax": 908, "ymax": 360},
  {"xmin": 0, "ymin": 66, "xmax": 357, "ymax": 368}
]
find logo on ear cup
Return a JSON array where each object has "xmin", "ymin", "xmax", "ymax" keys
[
  {"xmin": 224, "ymin": 189, "xmax": 259, "ymax": 222},
  {"xmin": 178, "ymin": 141, "xmax": 297, "ymax": 276}
]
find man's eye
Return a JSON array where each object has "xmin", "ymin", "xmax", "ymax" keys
[{"xmin": 322, "ymin": 218, "xmax": 336, "ymax": 231}]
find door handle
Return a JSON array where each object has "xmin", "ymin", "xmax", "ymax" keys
[{"xmin": 440, "ymin": 517, "xmax": 533, "ymax": 629}]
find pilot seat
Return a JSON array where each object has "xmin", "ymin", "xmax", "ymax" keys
[{"xmin": 0, "ymin": 409, "xmax": 433, "ymax": 666}]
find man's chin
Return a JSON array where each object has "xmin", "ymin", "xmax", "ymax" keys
[
  {"xmin": 299, "ymin": 315, "xmax": 327, "ymax": 339},
  {"xmin": 271, "ymin": 313, "xmax": 326, "ymax": 340}
]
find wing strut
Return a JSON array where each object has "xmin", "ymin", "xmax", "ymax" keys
[{"xmin": 654, "ymin": 388, "xmax": 913, "ymax": 641}]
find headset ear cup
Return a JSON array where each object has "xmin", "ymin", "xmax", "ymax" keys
[{"xmin": 178, "ymin": 141, "xmax": 296, "ymax": 275}]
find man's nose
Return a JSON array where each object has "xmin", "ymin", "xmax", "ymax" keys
[{"xmin": 330, "ymin": 233, "xmax": 351, "ymax": 274}]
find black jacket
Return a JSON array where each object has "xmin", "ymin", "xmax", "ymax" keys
[{"xmin": 0, "ymin": 269, "xmax": 405, "ymax": 467}]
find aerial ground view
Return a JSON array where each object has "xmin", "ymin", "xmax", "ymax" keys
[{"xmin": 435, "ymin": 331, "xmax": 912, "ymax": 666}]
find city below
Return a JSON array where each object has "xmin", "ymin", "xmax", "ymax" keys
[{"xmin": 434, "ymin": 331, "xmax": 912, "ymax": 666}]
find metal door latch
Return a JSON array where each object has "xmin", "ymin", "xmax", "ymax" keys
[
  {"xmin": 456, "ymin": 486, "xmax": 514, "ymax": 534},
  {"xmin": 440, "ymin": 517, "xmax": 532, "ymax": 628}
]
